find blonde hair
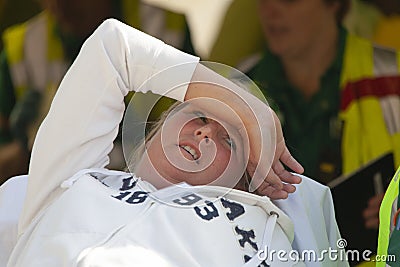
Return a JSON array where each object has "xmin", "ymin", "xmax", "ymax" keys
[{"xmin": 126, "ymin": 101, "xmax": 180, "ymax": 172}]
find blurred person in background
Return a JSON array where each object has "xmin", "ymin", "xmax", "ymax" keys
[
  {"xmin": 0, "ymin": 0, "xmax": 194, "ymax": 184},
  {"xmin": 0, "ymin": 0, "xmax": 42, "ymax": 50},
  {"xmin": 242, "ymin": 0, "xmax": 399, "ymax": 247},
  {"xmin": 207, "ymin": 0, "xmax": 265, "ymax": 67},
  {"xmin": 344, "ymin": 0, "xmax": 400, "ymax": 50}
]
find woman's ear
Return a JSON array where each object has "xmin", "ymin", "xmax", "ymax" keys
[
  {"xmin": 330, "ymin": 0, "xmax": 350, "ymax": 23},
  {"xmin": 330, "ymin": 0, "xmax": 341, "ymax": 17}
]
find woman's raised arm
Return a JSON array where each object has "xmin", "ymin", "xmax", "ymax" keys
[{"xmin": 19, "ymin": 19, "xmax": 199, "ymax": 233}]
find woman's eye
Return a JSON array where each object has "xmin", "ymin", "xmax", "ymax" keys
[
  {"xmin": 225, "ymin": 137, "xmax": 236, "ymax": 151},
  {"xmin": 194, "ymin": 111, "xmax": 208, "ymax": 123},
  {"xmin": 199, "ymin": 116, "xmax": 208, "ymax": 123}
]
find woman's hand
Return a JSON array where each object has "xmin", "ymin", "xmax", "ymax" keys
[
  {"xmin": 247, "ymin": 109, "xmax": 303, "ymax": 199},
  {"xmin": 187, "ymin": 64, "xmax": 303, "ymax": 198}
]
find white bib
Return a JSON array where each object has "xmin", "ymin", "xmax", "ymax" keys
[{"xmin": 10, "ymin": 169, "xmax": 301, "ymax": 267}]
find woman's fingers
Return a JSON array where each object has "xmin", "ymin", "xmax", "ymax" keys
[
  {"xmin": 256, "ymin": 178, "xmax": 297, "ymax": 198},
  {"xmin": 246, "ymin": 141, "xmax": 303, "ymax": 196},
  {"xmin": 277, "ymin": 141, "xmax": 304, "ymax": 174},
  {"xmin": 257, "ymin": 183, "xmax": 289, "ymax": 200},
  {"xmin": 272, "ymin": 159, "xmax": 302, "ymax": 185},
  {"xmin": 244, "ymin": 107, "xmax": 303, "ymax": 197},
  {"xmin": 248, "ymin": 163, "xmax": 283, "ymax": 192}
]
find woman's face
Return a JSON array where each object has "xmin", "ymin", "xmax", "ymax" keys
[
  {"xmin": 258, "ymin": 0, "xmax": 339, "ymax": 57},
  {"xmin": 143, "ymin": 102, "xmax": 246, "ymax": 189}
]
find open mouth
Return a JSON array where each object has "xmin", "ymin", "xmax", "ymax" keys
[{"xmin": 179, "ymin": 145, "xmax": 200, "ymax": 160}]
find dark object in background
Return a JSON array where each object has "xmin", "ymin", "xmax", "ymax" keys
[{"xmin": 329, "ymin": 152, "xmax": 395, "ymax": 265}]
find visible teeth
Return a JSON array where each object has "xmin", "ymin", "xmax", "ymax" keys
[{"xmin": 182, "ymin": 145, "xmax": 199, "ymax": 160}]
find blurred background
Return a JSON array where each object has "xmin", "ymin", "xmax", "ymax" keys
[
  {"xmin": 0, "ymin": 0, "xmax": 233, "ymax": 57},
  {"xmin": 0, "ymin": 1, "xmax": 400, "ymax": 265},
  {"xmin": 1, "ymin": 0, "xmax": 399, "ymax": 59}
]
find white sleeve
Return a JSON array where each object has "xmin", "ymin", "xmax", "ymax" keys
[
  {"xmin": 18, "ymin": 19, "xmax": 199, "ymax": 233},
  {"xmin": 273, "ymin": 175, "xmax": 349, "ymax": 266}
]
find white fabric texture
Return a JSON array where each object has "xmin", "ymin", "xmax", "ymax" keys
[
  {"xmin": 0, "ymin": 175, "xmax": 28, "ymax": 266},
  {"xmin": 274, "ymin": 175, "xmax": 346, "ymax": 267},
  {"xmin": 7, "ymin": 169, "xmax": 298, "ymax": 267},
  {"xmin": 1, "ymin": 173, "xmax": 348, "ymax": 266}
]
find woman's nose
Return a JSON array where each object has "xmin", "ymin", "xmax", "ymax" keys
[{"xmin": 195, "ymin": 125, "xmax": 214, "ymax": 142}]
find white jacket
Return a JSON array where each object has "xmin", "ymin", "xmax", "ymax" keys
[{"xmin": 8, "ymin": 168, "xmax": 299, "ymax": 266}]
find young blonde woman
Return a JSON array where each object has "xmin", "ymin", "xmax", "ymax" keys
[{"xmin": 6, "ymin": 19, "xmax": 347, "ymax": 266}]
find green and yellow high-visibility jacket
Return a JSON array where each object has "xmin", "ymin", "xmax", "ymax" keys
[{"xmin": 339, "ymin": 34, "xmax": 400, "ymax": 174}]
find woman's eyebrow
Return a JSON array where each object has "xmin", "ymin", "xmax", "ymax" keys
[
  {"xmin": 193, "ymin": 110, "xmax": 207, "ymax": 117},
  {"xmin": 169, "ymin": 101, "xmax": 189, "ymax": 115}
]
